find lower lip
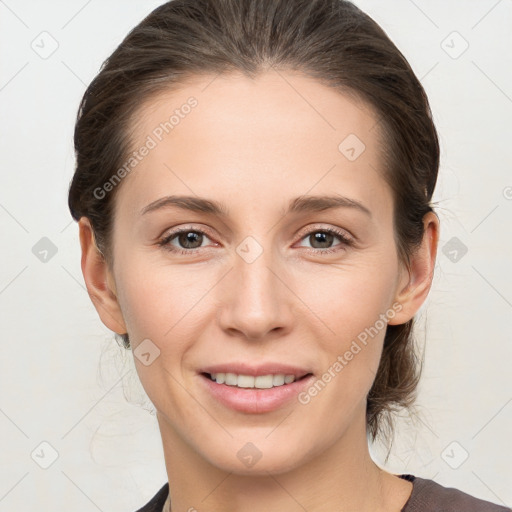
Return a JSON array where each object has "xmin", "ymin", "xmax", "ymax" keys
[{"xmin": 199, "ymin": 373, "xmax": 315, "ymax": 414}]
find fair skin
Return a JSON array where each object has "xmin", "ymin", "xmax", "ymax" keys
[{"xmin": 79, "ymin": 70, "xmax": 439, "ymax": 512}]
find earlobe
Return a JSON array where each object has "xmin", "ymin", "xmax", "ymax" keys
[
  {"xmin": 388, "ymin": 211, "xmax": 439, "ymax": 326},
  {"xmin": 78, "ymin": 217, "xmax": 127, "ymax": 335}
]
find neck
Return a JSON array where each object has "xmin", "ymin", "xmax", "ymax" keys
[{"xmin": 156, "ymin": 410, "xmax": 412, "ymax": 512}]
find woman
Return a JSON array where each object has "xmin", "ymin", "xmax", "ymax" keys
[{"xmin": 67, "ymin": 0, "xmax": 510, "ymax": 510}]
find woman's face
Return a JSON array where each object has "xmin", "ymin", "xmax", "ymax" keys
[{"xmin": 90, "ymin": 70, "xmax": 426, "ymax": 474}]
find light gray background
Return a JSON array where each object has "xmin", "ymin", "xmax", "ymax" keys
[{"xmin": 0, "ymin": 0, "xmax": 511, "ymax": 510}]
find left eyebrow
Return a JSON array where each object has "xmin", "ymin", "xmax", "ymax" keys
[
  {"xmin": 140, "ymin": 193, "xmax": 372, "ymax": 218},
  {"xmin": 287, "ymin": 194, "xmax": 372, "ymax": 218}
]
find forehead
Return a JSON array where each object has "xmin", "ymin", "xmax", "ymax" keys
[{"xmin": 118, "ymin": 70, "xmax": 392, "ymax": 219}]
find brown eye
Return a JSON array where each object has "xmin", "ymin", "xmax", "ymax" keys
[
  {"xmin": 296, "ymin": 227, "xmax": 354, "ymax": 255},
  {"xmin": 308, "ymin": 231, "xmax": 336, "ymax": 249},
  {"xmin": 158, "ymin": 228, "xmax": 214, "ymax": 254},
  {"xmin": 175, "ymin": 231, "xmax": 204, "ymax": 249}
]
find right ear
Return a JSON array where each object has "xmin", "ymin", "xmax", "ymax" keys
[{"xmin": 78, "ymin": 217, "xmax": 127, "ymax": 335}]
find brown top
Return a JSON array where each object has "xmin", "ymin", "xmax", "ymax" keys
[
  {"xmin": 399, "ymin": 474, "xmax": 510, "ymax": 511},
  {"xmin": 135, "ymin": 474, "xmax": 511, "ymax": 512}
]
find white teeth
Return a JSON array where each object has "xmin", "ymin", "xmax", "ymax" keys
[
  {"xmin": 225, "ymin": 373, "xmax": 238, "ymax": 385},
  {"xmin": 237, "ymin": 375, "xmax": 255, "ymax": 388},
  {"xmin": 209, "ymin": 373, "xmax": 298, "ymax": 388},
  {"xmin": 255, "ymin": 375, "xmax": 273, "ymax": 389},
  {"xmin": 272, "ymin": 374, "xmax": 285, "ymax": 386}
]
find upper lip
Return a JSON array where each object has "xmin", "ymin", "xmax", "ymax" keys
[{"xmin": 200, "ymin": 362, "xmax": 312, "ymax": 379}]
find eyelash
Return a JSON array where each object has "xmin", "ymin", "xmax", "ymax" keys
[{"xmin": 157, "ymin": 226, "xmax": 354, "ymax": 256}]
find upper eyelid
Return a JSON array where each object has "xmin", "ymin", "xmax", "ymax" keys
[
  {"xmin": 161, "ymin": 225, "xmax": 216, "ymax": 242},
  {"xmin": 295, "ymin": 223, "xmax": 353, "ymax": 239}
]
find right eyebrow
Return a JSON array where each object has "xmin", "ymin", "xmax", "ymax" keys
[{"xmin": 140, "ymin": 195, "xmax": 229, "ymax": 217}]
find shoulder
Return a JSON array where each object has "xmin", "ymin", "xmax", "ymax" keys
[
  {"xmin": 403, "ymin": 475, "xmax": 511, "ymax": 512},
  {"xmin": 134, "ymin": 482, "xmax": 169, "ymax": 512}
]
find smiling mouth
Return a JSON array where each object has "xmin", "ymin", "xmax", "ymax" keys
[{"xmin": 202, "ymin": 372, "xmax": 313, "ymax": 389}]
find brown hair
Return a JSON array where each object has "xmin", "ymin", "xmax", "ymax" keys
[{"xmin": 68, "ymin": 0, "xmax": 439, "ymax": 443}]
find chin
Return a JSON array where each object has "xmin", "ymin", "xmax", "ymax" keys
[{"xmin": 202, "ymin": 436, "xmax": 311, "ymax": 476}]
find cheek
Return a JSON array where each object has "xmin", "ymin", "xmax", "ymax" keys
[
  {"xmin": 114, "ymin": 254, "xmax": 219, "ymax": 346},
  {"xmin": 300, "ymin": 257, "xmax": 399, "ymax": 344},
  {"xmin": 112, "ymin": 258, "xmax": 216, "ymax": 408},
  {"xmin": 296, "ymin": 257, "xmax": 399, "ymax": 401},
  {"xmin": 294, "ymin": 274, "xmax": 394, "ymax": 445}
]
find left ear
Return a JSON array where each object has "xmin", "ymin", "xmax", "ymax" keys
[{"xmin": 388, "ymin": 211, "xmax": 440, "ymax": 325}]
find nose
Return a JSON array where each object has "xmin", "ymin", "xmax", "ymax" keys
[{"xmin": 217, "ymin": 243, "xmax": 294, "ymax": 341}]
